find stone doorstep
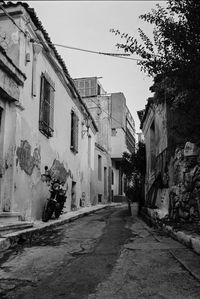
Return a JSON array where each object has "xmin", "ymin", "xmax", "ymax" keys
[
  {"xmin": 0, "ymin": 212, "xmax": 21, "ymax": 222},
  {"xmin": 141, "ymin": 207, "xmax": 200, "ymax": 256},
  {"xmin": 0, "ymin": 222, "xmax": 34, "ymax": 237}
]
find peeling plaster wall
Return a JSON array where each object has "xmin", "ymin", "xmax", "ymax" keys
[
  {"xmin": 0, "ymin": 8, "xmax": 97, "ymax": 220},
  {"xmin": 0, "ymin": 98, "xmax": 17, "ymax": 212},
  {"xmin": 155, "ymin": 103, "xmax": 168, "ymax": 156},
  {"xmin": 0, "ymin": 18, "xmax": 20, "ymax": 67},
  {"xmin": 12, "ymin": 48, "xmax": 96, "ymax": 219},
  {"xmin": 143, "ymin": 102, "xmax": 168, "ymax": 195},
  {"xmin": 142, "ymin": 101, "xmax": 200, "ymax": 223}
]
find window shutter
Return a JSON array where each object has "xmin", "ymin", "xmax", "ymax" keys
[
  {"xmin": 71, "ymin": 111, "xmax": 74, "ymax": 148},
  {"xmin": 39, "ymin": 73, "xmax": 55, "ymax": 138},
  {"xmin": 39, "ymin": 74, "xmax": 45, "ymax": 124},
  {"xmin": 75, "ymin": 114, "xmax": 79, "ymax": 152},
  {"xmin": 49, "ymin": 86, "xmax": 54, "ymax": 131}
]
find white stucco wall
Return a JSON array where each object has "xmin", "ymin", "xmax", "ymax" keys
[
  {"xmin": 0, "ymin": 6, "xmax": 97, "ymax": 220},
  {"xmin": 111, "ymin": 128, "xmax": 129, "ymax": 158}
]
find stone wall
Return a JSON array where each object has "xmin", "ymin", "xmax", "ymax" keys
[{"xmin": 168, "ymin": 142, "xmax": 200, "ymax": 222}]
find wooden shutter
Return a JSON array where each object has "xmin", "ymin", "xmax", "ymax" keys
[
  {"xmin": 71, "ymin": 111, "xmax": 75, "ymax": 148},
  {"xmin": 70, "ymin": 111, "xmax": 79, "ymax": 153},
  {"xmin": 49, "ymin": 85, "xmax": 54, "ymax": 131},
  {"xmin": 74, "ymin": 114, "xmax": 79, "ymax": 152},
  {"xmin": 39, "ymin": 74, "xmax": 45, "ymax": 124}
]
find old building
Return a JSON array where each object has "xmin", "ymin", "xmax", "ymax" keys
[
  {"xmin": 111, "ymin": 93, "xmax": 135, "ymax": 202},
  {"xmin": 0, "ymin": 45, "xmax": 26, "ymax": 221},
  {"xmin": 139, "ymin": 99, "xmax": 169, "ymax": 217},
  {"xmin": 139, "ymin": 97, "xmax": 200, "ymax": 223},
  {"xmin": 74, "ymin": 79, "xmax": 136, "ymax": 203},
  {"xmin": 0, "ymin": 2, "xmax": 98, "ymax": 220},
  {"xmin": 74, "ymin": 77, "xmax": 112, "ymax": 204}
]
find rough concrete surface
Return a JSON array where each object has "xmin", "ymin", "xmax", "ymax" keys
[{"xmin": 0, "ymin": 204, "xmax": 200, "ymax": 298}]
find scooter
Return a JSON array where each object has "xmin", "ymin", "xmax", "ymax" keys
[{"xmin": 42, "ymin": 166, "xmax": 67, "ymax": 222}]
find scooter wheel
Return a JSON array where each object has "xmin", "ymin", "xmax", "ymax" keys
[{"xmin": 54, "ymin": 206, "xmax": 62, "ymax": 219}]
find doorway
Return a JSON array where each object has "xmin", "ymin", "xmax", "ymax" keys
[{"xmin": 71, "ymin": 181, "xmax": 77, "ymax": 210}]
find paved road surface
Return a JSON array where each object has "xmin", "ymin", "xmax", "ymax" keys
[{"xmin": 0, "ymin": 205, "xmax": 200, "ymax": 298}]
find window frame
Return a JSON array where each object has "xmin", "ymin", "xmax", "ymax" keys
[{"xmin": 39, "ymin": 72, "xmax": 55, "ymax": 138}]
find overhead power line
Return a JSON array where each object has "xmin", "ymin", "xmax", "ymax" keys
[
  {"xmin": 0, "ymin": 5, "xmax": 142, "ymax": 62},
  {"xmin": 0, "ymin": 4, "xmax": 136, "ymax": 132},
  {"xmin": 53, "ymin": 43, "xmax": 141, "ymax": 61}
]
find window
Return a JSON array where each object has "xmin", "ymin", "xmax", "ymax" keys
[
  {"xmin": 39, "ymin": 73, "xmax": 55, "ymax": 138},
  {"xmin": 74, "ymin": 78, "xmax": 97, "ymax": 98},
  {"xmin": 98, "ymin": 155, "xmax": 102, "ymax": 181},
  {"xmin": 70, "ymin": 110, "xmax": 79, "ymax": 153}
]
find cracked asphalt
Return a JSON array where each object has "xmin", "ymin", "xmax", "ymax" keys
[{"xmin": 0, "ymin": 204, "xmax": 200, "ymax": 298}]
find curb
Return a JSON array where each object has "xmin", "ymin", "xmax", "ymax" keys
[
  {"xmin": 140, "ymin": 207, "xmax": 200, "ymax": 256},
  {"xmin": 0, "ymin": 204, "xmax": 119, "ymax": 253}
]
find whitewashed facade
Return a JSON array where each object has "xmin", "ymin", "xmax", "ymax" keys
[{"xmin": 0, "ymin": 3, "xmax": 98, "ymax": 220}]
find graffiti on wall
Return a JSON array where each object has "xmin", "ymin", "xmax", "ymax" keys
[{"xmin": 16, "ymin": 140, "xmax": 41, "ymax": 175}]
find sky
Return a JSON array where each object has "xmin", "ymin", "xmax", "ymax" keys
[{"xmin": 27, "ymin": 0, "xmax": 164, "ymax": 133}]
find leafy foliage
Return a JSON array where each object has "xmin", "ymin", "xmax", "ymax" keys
[
  {"xmin": 111, "ymin": 0, "xmax": 200, "ymax": 143},
  {"xmin": 111, "ymin": 1, "xmax": 200, "ymax": 76},
  {"xmin": 121, "ymin": 142, "xmax": 146, "ymax": 202},
  {"xmin": 111, "ymin": 1, "xmax": 200, "ymax": 105}
]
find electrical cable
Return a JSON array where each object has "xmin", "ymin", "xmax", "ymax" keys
[
  {"xmin": 0, "ymin": 3, "xmax": 135, "ymax": 133},
  {"xmin": 0, "ymin": 5, "xmax": 142, "ymax": 62},
  {"xmin": 53, "ymin": 43, "xmax": 142, "ymax": 61}
]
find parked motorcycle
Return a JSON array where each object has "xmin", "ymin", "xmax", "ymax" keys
[{"xmin": 42, "ymin": 166, "xmax": 67, "ymax": 222}]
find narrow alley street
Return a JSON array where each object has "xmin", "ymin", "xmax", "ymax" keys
[{"xmin": 0, "ymin": 205, "xmax": 200, "ymax": 299}]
